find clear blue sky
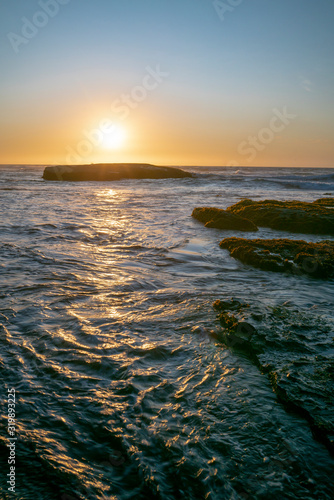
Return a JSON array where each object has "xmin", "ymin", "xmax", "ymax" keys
[{"xmin": 1, "ymin": 0, "xmax": 334, "ymax": 166}]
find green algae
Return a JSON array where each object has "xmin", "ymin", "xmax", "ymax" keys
[
  {"xmin": 219, "ymin": 237, "xmax": 334, "ymax": 279},
  {"xmin": 192, "ymin": 207, "xmax": 258, "ymax": 231},
  {"xmin": 226, "ymin": 198, "xmax": 334, "ymax": 235}
]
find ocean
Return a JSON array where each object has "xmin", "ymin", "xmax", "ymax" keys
[{"xmin": 0, "ymin": 165, "xmax": 334, "ymax": 500}]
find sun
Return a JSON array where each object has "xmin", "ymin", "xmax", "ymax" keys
[{"xmin": 101, "ymin": 125, "xmax": 127, "ymax": 150}]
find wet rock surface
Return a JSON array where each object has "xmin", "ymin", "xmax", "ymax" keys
[
  {"xmin": 43, "ymin": 163, "xmax": 193, "ymax": 181},
  {"xmin": 220, "ymin": 237, "xmax": 334, "ymax": 279},
  {"xmin": 192, "ymin": 206, "xmax": 258, "ymax": 231},
  {"xmin": 313, "ymin": 197, "xmax": 334, "ymax": 206},
  {"xmin": 212, "ymin": 299, "xmax": 334, "ymax": 454},
  {"xmin": 226, "ymin": 198, "xmax": 334, "ymax": 235}
]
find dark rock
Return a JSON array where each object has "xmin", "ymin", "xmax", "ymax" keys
[
  {"xmin": 191, "ymin": 207, "xmax": 258, "ymax": 232},
  {"xmin": 212, "ymin": 300, "xmax": 334, "ymax": 453},
  {"xmin": 42, "ymin": 163, "xmax": 193, "ymax": 181},
  {"xmin": 251, "ymin": 312, "xmax": 264, "ymax": 321},
  {"xmin": 218, "ymin": 312, "xmax": 239, "ymax": 329},
  {"xmin": 313, "ymin": 197, "xmax": 334, "ymax": 206},
  {"xmin": 226, "ymin": 198, "xmax": 334, "ymax": 235},
  {"xmin": 217, "ymin": 315, "xmax": 259, "ymax": 362},
  {"xmin": 220, "ymin": 237, "xmax": 334, "ymax": 279},
  {"xmin": 213, "ymin": 298, "xmax": 248, "ymax": 312},
  {"xmin": 212, "ymin": 299, "xmax": 258, "ymax": 359},
  {"xmin": 269, "ymin": 366, "xmax": 334, "ymax": 453}
]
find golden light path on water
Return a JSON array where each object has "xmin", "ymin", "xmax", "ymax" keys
[{"xmin": 0, "ymin": 166, "xmax": 334, "ymax": 498}]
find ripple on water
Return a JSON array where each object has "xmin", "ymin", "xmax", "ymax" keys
[{"xmin": 1, "ymin": 167, "xmax": 334, "ymax": 498}]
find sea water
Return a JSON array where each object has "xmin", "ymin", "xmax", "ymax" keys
[{"xmin": 0, "ymin": 165, "xmax": 334, "ymax": 499}]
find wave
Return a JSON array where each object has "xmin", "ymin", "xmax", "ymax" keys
[
  {"xmin": 191, "ymin": 169, "xmax": 334, "ymax": 191},
  {"xmin": 253, "ymin": 174, "xmax": 334, "ymax": 191},
  {"xmin": 272, "ymin": 180, "xmax": 334, "ymax": 191}
]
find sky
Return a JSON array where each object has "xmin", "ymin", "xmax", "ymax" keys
[{"xmin": 0, "ymin": 0, "xmax": 334, "ymax": 167}]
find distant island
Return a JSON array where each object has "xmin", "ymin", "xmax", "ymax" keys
[{"xmin": 42, "ymin": 163, "xmax": 193, "ymax": 181}]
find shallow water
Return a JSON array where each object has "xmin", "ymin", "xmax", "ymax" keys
[{"xmin": 0, "ymin": 165, "xmax": 334, "ymax": 499}]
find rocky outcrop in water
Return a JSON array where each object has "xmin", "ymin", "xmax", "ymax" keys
[
  {"xmin": 192, "ymin": 207, "xmax": 258, "ymax": 231},
  {"xmin": 226, "ymin": 198, "xmax": 334, "ymax": 235},
  {"xmin": 313, "ymin": 197, "xmax": 334, "ymax": 206},
  {"xmin": 212, "ymin": 299, "xmax": 334, "ymax": 454},
  {"xmin": 219, "ymin": 238, "xmax": 334, "ymax": 279},
  {"xmin": 192, "ymin": 198, "xmax": 334, "ymax": 235},
  {"xmin": 43, "ymin": 163, "xmax": 193, "ymax": 181}
]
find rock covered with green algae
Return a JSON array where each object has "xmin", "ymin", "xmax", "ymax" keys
[
  {"xmin": 212, "ymin": 299, "xmax": 334, "ymax": 453},
  {"xmin": 219, "ymin": 237, "xmax": 334, "ymax": 279},
  {"xmin": 313, "ymin": 197, "xmax": 334, "ymax": 206},
  {"xmin": 191, "ymin": 207, "xmax": 258, "ymax": 231},
  {"xmin": 226, "ymin": 198, "xmax": 334, "ymax": 235}
]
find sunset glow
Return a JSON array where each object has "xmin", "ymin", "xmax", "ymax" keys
[
  {"xmin": 101, "ymin": 125, "xmax": 127, "ymax": 151},
  {"xmin": 1, "ymin": 1, "xmax": 333, "ymax": 167},
  {"xmin": 1, "ymin": 2, "xmax": 334, "ymax": 497}
]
